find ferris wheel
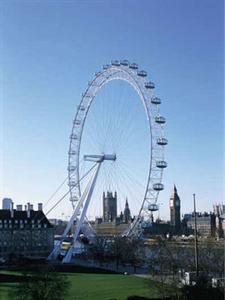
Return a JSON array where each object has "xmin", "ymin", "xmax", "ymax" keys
[{"xmin": 48, "ymin": 60, "xmax": 167, "ymax": 263}]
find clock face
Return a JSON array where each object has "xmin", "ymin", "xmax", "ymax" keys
[{"xmin": 170, "ymin": 200, "xmax": 173, "ymax": 207}]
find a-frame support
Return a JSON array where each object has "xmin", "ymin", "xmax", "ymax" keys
[{"xmin": 47, "ymin": 154, "xmax": 116, "ymax": 263}]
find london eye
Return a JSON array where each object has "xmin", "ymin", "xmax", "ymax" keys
[{"xmin": 49, "ymin": 60, "xmax": 167, "ymax": 263}]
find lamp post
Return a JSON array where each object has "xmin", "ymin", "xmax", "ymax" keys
[{"xmin": 193, "ymin": 193, "xmax": 199, "ymax": 278}]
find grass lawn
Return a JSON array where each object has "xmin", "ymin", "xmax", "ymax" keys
[
  {"xmin": 67, "ymin": 273, "xmax": 159, "ymax": 300},
  {"xmin": 0, "ymin": 272, "xmax": 163, "ymax": 300}
]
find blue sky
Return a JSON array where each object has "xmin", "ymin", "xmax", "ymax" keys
[{"xmin": 1, "ymin": 0, "xmax": 224, "ymax": 220}]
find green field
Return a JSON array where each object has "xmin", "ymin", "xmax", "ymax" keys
[{"xmin": 0, "ymin": 272, "xmax": 162, "ymax": 300}]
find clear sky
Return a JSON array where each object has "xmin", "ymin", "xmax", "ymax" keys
[{"xmin": 1, "ymin": 0, "xmax": 224, "ymax": 220}]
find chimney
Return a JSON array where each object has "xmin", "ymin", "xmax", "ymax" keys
[
  {"xmin": 38, "ymin": 203, "xmax": 43, "ymax": 211},
  {"xmin": 30, "ymin": 204, "xmax": 33, "ymax": 210},
  {"xmin": 10, "ymin": 202, "xmax": 14, "ymax": 218},
  {"xmin": 27, "ymin": 202, "xmax": 31, "ymax": 218},
  {"xmin": 16, "ymin": 205, "xmax": 22, "ymax": 211}
]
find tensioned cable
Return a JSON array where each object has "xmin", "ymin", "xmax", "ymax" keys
[
  {"xmin": 34, "ymin": 162, "xmax": 98, "ymax": 223},
  {"xmin": 44, "ymin": 162, "xmax": 98, "ymax": 217},
  {"xmin": 115, "ymin": 163, "xmax": 144, "ymax": 214},
  {"xmin": 43, "ymin": 158, "xmax": 86, "ymax": 210},
  {"xmin": 43, "ymin": 176, "xmax": 68, "ymax": 209}
]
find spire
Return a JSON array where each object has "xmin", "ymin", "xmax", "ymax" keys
[
  {"xmin": 170, "ymin": 184, "xmax": 181, "ymax": 230},
  {"xmin": 170, "ymin": 184, "xmax": 178, "ymax": 198},
  {"xmin": 174, "ymin": 184, "xmax": 177, "ymax": 194},
  {"xmin": 124, "ymin": 197, "xmax": 131, "ymax": 223}
]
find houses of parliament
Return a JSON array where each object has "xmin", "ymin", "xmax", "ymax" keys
[
  {"xmin": 93, "ymin": 186, "xmax": 222, "ymax": 238},
  {"xmin": 93, "ymin": 191, "xmax": 132, "ymax": 236}
]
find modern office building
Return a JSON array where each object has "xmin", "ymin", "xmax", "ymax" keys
[{"xmin": 2, "ymin": 198, "xmax": 13, "ymax": 210}]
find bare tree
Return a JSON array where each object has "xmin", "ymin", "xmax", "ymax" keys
[{"xmin": 9, "ymin": 265, "xmax": 70, "ymax": 300}]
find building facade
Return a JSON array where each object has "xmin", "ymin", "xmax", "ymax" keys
[
  {"xmin": 169, "ymin": 185, "xmax": 181, "ymax": 230},
  {"xmin": 2, "ymin": 198, "xmax": 12, "ymax": 210},
  {"xmin": 94, "ymin": 192, "xmax": 132, "ymax": 236},
  {"xmin": 185, "ymin": 212, "xmax": 216, "ymax": 237},
  {"xmin": 213, "ymin": 204, "xmax": 225, "ymax": 238},
  {"xmin": 103, "ymin": 191, "xmax": 117, "ymax": 222},
  {"xmin": 120, "ymin": 198, "xmax": 132, "ymax": 224},
  {"xmin": 0, "ymin": 203, "xmax": 54, "ymax": 259}
]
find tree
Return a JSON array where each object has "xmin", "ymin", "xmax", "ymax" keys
[
  {"xmin": 181, "ymin": 277, "xmax": 224, "ymax": 300},
  {"xmin": 146, "ymin": 237, "xmax": 225, "ymax": 299},
  {"xmin": 108, "ymin": 237, "xmax": 144, "ymax": 271},
  {"xmin": 197, "ymin": 239, "xmax": 224, "ymax": 277},
  {"xmin": 147, "ymin": 238, "xmax": 181, "ymax": 299},
  {"xmin": 9, "ymin": 265, "xmax": 70, "ymax": 300},
  {"xmin": 87, "ymin": 236, "xmax": 108, "ymax": 262}
]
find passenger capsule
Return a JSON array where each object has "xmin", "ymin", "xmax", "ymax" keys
[
  {"xmin": 82, "ymin": 92, "xmax": 91, "ymax": 98},
  {"xmin": 153, "ymin": 183, "xmax": 164, "ymax": 191},
  {"xmin": 148, "ymin": 203, "xmax": 159, "ymax": 211},
  {"xmin": 155, "ymin": 116, "xmax": 166, "ymax": 124},
  {"xmin": 145, "ymin": 82, "xmax": 155, "ymax": 89},
  {"xmin": 111, "ymin": 60, "xmax": 120, "ymax": 66},
  {"xmin": 68, "ymin": 166, "xmax": 76, "ymax": 171},
  {"xmin": 157, "ymin": 138, "xmax": 168, "ymax": 146},
  {"xmin": 129, "ymin": 63, "xmax": 138, "ymax": 69},
  {"xmin": 79, "ymin": 105, "xmax": 85, "ymax": 111},
  {"xmin": 70, "ymin": 134, "xmax": 79, "ymax": 140},
  {"xmin": 68, "ymin": 150, "xmax": 76, "ymax": 155},
  {"xmin": 73, "ymin": 119, "xmax": 81, "ymax": 125},
  {"xmin": 137, "ymin": 70, "xmax": 147, "ymax": 77},
  {"xmin": 156, "ymin": 161, "xmax": 167, "ymax": 168},
  {"xmin": 103, "ymin": 64, "xmax": 110, "ymax": 70},
  {"xmin": 95, "ymin": 71, "xmax": 101, "ymax": 76},
  {"xmin": 68, "ymin": 181, "xmax": 76, "ymax": 187},
  {"xmin": 70, "ymin": 196, "xmax": 79, "ymax": 202},
  {"xmin": 151, "ymin": 97, "xmax": 161, "ymax": 105},
  {"xmin": 120, "ymin": 60, "xmax": 129, "ymax": 66}
]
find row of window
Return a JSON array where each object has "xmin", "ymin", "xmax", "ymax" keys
[
  {"xmin": 0, "ymin": 234, "xmax": 49, "ymax": 239},
  {"xmin": 0, "ymin": 223, "xmax": 48, "ymax": 229},
  {"xmin": 0, "ymin": 219, "xmax": 44, "ymax": 224},
  {"xmin": 0, "ymin": 241, "xmax": 50, "ymax": 247}
]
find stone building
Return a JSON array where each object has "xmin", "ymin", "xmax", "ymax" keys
[
  {"xmin": 103, "ymin": 191, "xmax": 117, "ymax": 222},
  {"xmin": 218, "ymin": 214, "xmax": 225, "ymax": 238},
  {"xmin": 184, "ymin": 212, "xmax": 216, "ymax": 237},
  {"xmin": 213, "ymin": 203, "xmax": 225, "ymax": 238},
  {"xmin": 94, "ymin": 192, "xmax": 132, "ymax": 236},
  {"xmin": 119, "ymin": 198, "xmax": 132, "ymax": 224},
  {"xmin": 124, "ymin": 198, "xmax": 131, "ymax": 223},
  {"xmin": 0, "ymin": 202, "xmax": 54, "ymax": 259}
]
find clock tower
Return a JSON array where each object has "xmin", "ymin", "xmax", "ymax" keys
[{"xmin": 170, "ymin": 185, "xmax": 181, "ymax": 230}]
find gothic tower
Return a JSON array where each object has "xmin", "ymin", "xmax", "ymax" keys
[
  {"xmin": 103, "ymin": 191, "xmax": 117, "ymax": 222},
  {"xmin": 170, "ymin": 185, "xmax": 181, "ymax": 230},
  {"xmin": 124, "ymin": 198, "xmax": 131, "ymax": 223}
]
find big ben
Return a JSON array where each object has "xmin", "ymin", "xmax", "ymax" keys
[{"xmin": 170, "ymin": 185, "xmax": 181, "ymax": 230}]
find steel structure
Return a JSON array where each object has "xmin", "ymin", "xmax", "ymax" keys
[
  {"xmin": 48, "ymin": 60, "xmax": 167, "ymax": 263},
  {"xmin": 48, "ymin": 154, "xmax": 116, "ymax": 262},
  {"xmin": 68, "ymin": 60, "xmax": 167, "ymax": 237}
]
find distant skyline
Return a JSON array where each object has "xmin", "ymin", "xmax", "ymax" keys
[{"xmin": 1, "ymin": 0, "xmax": 224, "ymax": 220}]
